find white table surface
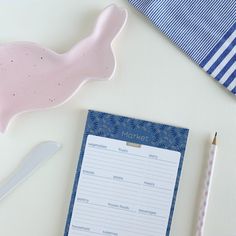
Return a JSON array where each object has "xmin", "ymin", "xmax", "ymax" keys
[{"xmin": 0, "ymin": 1, "xmax": 235, "ymax": 235}]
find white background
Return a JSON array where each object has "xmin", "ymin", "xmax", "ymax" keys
[{"xmin": 0, "ymin": 0, "xmax": 235, "ymax": 235}]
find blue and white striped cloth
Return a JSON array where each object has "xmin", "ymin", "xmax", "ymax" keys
[{"xmin": 129, "ymin": 0, "xmax": 236, "ymax": 95}]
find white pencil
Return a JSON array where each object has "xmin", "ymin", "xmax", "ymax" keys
[{"xmin": 196, "ymin": 132, "xmax": 218, "ymax": 236}]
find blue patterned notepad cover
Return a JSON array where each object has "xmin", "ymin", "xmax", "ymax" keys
[
  {"xmin": 64, "ymin": 110, "xmax": 189, "ymax": 236},
  {"xmin": 129, "ymin": 0, "xmax": 236, "ymax": 95}
]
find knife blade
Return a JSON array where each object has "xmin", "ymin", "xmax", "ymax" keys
[{"xmin": 0, "ymin": 141, "xmax": 62, "ymax": 201}]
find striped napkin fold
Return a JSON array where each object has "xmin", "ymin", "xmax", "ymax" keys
[{"xmin": 129, "ymin": 0, "xmax": 236, "ymax": 95}]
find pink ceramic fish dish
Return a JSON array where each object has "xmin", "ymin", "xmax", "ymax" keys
[{"xmin": 0, "ymin": 4, "xmax": 127, "ymax": 132}]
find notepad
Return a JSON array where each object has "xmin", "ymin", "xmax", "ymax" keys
[{"xmin": 64, "ymin": 111, "xmax": 189, "ymax": 236}]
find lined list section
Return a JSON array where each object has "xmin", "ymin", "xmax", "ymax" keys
[{"xmin": 68, "ymin": 135, "xmax": 181, "ymax": 236}]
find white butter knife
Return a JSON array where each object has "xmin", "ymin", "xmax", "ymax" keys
[{"xmin": 0, "ymin": 141, "xmax": 62, "ymax": 201}]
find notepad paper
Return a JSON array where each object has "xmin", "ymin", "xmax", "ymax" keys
[{"xmin": 64, "ymin": 110, "xmax": 189, "ymax": 236}]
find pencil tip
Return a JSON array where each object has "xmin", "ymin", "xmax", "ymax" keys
[{"xmin": 212, "ymin": 132, "xmax": 217, "ymax": 145}]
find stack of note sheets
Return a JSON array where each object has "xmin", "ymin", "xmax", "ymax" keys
[{"xmin": 64, "ymin": 110, "xmax": 189, "ymax": 236}]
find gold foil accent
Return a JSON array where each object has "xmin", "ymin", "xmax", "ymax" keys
[{"xmin": 126, "ymin": 142, "xmax": 141, "ymax": 148}]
